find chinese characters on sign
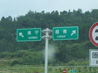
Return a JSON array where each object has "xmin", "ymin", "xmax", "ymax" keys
[
  {"xmin": 16, "ymin": 28, "xmax": 41, "ymax": 42},
  {"xmin": 16, "ymin": 26, "xmax": 79, "ymax": 41},
  {"xmin": 89, "ymin": 49, "xmax": 98, "ymax": 67},
  {"xmin": 53, "ymin": 26, "xmax": 79, "ymax": 40}
]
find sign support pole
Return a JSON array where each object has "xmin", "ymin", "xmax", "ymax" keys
[
  {"xmin": 45, "ymin": 32, "xmax": 49, "ymax": 73},
  {"xmin": 42, "ymin": 28, "xmax": 52, "ymax": 73}
]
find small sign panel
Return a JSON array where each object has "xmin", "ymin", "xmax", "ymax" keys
[
  {"xmin": 89, "ymin": 49, "xmax": 98, "ymax": 67},
  {"xmin": 16, "ymin": 28, "xmax": 41, "ymax": 42},
  {"xmin": 53, "ymin": 26, "xmax": 79, "ymax": 40}
]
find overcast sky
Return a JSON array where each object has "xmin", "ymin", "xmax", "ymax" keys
[{"xmin": 0, "ymin": 0, "xmax": 98, "ymax": 18}]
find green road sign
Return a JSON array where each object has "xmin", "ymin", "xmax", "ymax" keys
[
  {"xmin": 16, "ymin": 28, "xmax": 41, "ymax": 42},
  {"xmin": 53, "ymin": 26, "xmax": 79, "ymax": 40}
]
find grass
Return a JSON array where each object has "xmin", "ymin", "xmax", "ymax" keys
[
  {"xmin": 0, "ymin": 59, "xmax": 98, "ymax": 73},
  {"xmin": 0, "ymin": 65, "xmax": 98, "ymax": 73}
]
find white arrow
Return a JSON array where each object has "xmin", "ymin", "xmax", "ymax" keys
[
  {"xmin": 19, "ymin": 32, "xmax": 24, "ymax": 38},
  {"xmin": 71, "ymin": 30, "xmax": 76, "ymax": 36}
]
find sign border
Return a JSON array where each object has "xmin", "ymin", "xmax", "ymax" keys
[
  {"xmin": 89, "ymin": 22, "xmax": 98, "ymax": 46},
  {"xmin": 52, "ymin": 26, "xmax": 79, "ymax": 40},
  {"xmin": 16, "ymin": 28, "xmax": 42, "ymax": 42}
]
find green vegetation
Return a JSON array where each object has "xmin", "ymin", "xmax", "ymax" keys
[
  {"xmin": 0, "ymin": 65, "xmax": 98, "ymax": 73},
  {"xmin": 0, "ymin": 9, "xmax": 98, "ymax": 70}
]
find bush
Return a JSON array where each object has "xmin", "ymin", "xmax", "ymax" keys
[{"xmin": 10, "ymin": 50, "xmax": 44, "ymax": 65}]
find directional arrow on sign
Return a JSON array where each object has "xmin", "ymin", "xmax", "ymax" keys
[
  {"xmin": 16, "ymin": 28, "xmax": 41, "ymax": 42},
  {"xmin": 52, "ymin": 26, "xmax": 79, "ymax": 40}
]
